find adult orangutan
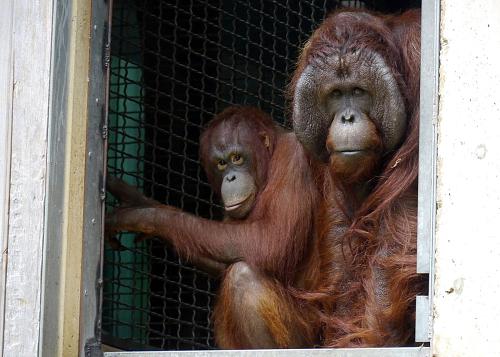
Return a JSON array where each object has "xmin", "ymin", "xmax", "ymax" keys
[
  {"xmin": 106, "ymin": 106, "xmax": 321, "ymax": 349},
  {"xmin": 290, "ymin": 9, "xmax": 425, "ymax": 347}
]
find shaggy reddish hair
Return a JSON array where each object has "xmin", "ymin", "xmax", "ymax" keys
[{"xmin": 289, "ymin": 9, "xmax": 426, "ymax": 347}]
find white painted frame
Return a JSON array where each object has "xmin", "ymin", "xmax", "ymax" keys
[
  {"xmin": 0, "ymin": 0, "xmax": 100, "ymax": 355},
  {"xmin": 0, "ymin": 0, "xmax": 55, "ymax": 355},
  {"xmin": 0, "ymin": 0, "xmax": 90, "ymax": 355},
  {"xmin": 0, "ymin": 0, "xmax": 15, "ymax": 352},
  {"xmin": 415, "ymin": 0, "xmax": 440, "ymax": 344},
  {"xmin": 105, "ymin": 348, "xmax": 430, "ymax": 357}
]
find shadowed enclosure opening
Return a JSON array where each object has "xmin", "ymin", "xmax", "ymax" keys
[{"xmin": 103, "ymin": 0, "xmax": 420, "ymax": 350}]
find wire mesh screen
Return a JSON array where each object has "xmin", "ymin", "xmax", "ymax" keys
[{"xmin": 103, "ymin": 0, "xmax": 419, "ymax": 351}]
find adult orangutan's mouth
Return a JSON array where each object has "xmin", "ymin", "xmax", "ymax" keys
[{"xmin": 334, "ymin": 150, "xmax": 366, "ymax": 155}]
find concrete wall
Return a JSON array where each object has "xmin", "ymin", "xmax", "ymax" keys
[{"xmin": 433, "ymin": 1, "xmax": 500, "ymax": 355}]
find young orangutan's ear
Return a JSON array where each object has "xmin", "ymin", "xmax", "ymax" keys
[{"xmin": 259, "ymin": 131, "xmax": 272, "ymax": 152}]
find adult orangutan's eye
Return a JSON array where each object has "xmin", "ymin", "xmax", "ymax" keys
[
  {"xmin": 331, "ymin": 89, "xmax": 342, "ymax": 97},
  {"xmin": 353, "ymin": 87, "xmax": 365, "ymax": 96}
]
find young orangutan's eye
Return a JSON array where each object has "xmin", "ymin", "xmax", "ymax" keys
[
  {"xmin": 231, "ymin": 154, "xmax": 244, "ymax": 165},
  {"xmin": 217, "ymin": 159, "xmax": 227, "ymax": 171}
]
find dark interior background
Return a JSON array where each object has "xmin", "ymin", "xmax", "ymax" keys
[{"xmin": 103, "ymin": 0, "xmax": 421, "ymax": 351}]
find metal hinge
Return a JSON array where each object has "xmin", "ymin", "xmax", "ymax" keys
[
  {"xmin": 102, "ymin": 124, "xmax": 108, "ymax": 140},
  {"xmin": 85, "ymin": 338, "xmax": 103, "ymax": 357},
  {"xmin": 103, "ymin": 43, "xmax": 111, "ymax": 69},
  {"xmin": 102, "ymin": 22, "xmax": 111, "ymax": 69},
  {"xmin": 100, "ymin": 172, "xmax": 106, "ymax": 202}
]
